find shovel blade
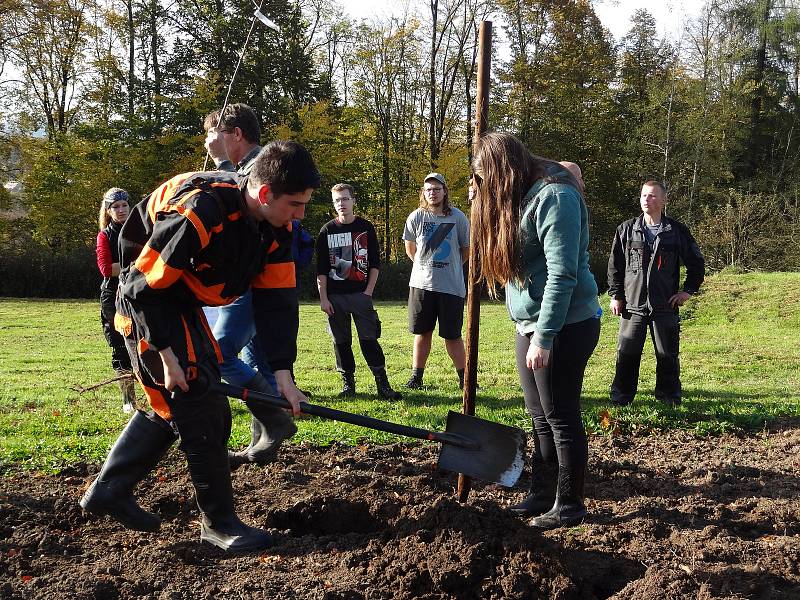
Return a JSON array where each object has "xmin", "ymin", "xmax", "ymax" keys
[{"xmin": 437, "ymin": 411, "xmax": 526, "ymax": 487}]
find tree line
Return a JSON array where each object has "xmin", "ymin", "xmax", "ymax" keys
[{"xmin": 1, "ymin": 0, "xmax": 798, "ymax": 298}]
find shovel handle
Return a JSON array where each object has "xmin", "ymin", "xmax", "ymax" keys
[{"xmin": 213, "ymin": 382, "xmax": 479, "ymax": 450}]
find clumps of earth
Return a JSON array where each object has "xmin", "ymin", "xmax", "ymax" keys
[{"xmin": 1, "ymin": 425, "xmax": 799, "ymax": 599}]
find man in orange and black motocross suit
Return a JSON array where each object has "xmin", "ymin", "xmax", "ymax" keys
[{"xmin": 80, "ymin": 140, "xmax": 320, "ymax": 553}]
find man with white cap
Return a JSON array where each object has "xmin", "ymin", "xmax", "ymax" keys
[{"xmin": 402, "ymin": 173, "xmax": 470, "ymax": 389}]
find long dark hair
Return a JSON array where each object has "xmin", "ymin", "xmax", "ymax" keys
[{"xmin": 472, "ymin": 132, "xmax": 571, "ymax": 295}]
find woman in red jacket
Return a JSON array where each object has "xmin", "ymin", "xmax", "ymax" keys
[{"xmin": 97, "ymin": 188, "xmax": 136, "ymax": 413}]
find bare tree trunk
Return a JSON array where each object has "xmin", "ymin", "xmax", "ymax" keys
[
  {"xmin": 150, "ymin": 0, "xmax": 161, "ymax": 129},
  {"xmin": 382, "ymin": 121, "xmax": 391, "ymax": 262},
  {"xmin": 126, "ymin": 0, "xmax": 135, "ymax": 119},
  {"xmin": 745, "ymin": 0, "xmax": 773, "ymax": 177},
  {"xmin": 662, "ymin": 75, "xmax": 675, "ymax": 185},
  {"xmin": 429, "ymin": 0, "xmax": 438, "ymax": 167},
  {"xmin": 687, "ymin": 1, "xmax": 719, "ymax": 224}
]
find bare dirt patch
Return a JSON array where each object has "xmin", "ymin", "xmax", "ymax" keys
[{"xmin": 1, "ymin": 426, "xmax": 799, "ymax": 599}]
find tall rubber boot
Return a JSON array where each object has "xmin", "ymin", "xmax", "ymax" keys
[
  {"xmin": 80, "ymin": 411, "xmax": 176, "ymax": 531},
  {"xmin": 373, "ymin": 368, "xmax": 401, "ymax": 400},
  {"xmin": 339, "ymin": 372, "xmax": 356, "ymax": 398},
  {"xmin": 187, "ymin": 439, "xmax": 274, "ymax": 552},
  {"xmin": 229, "ymin": 372, "xmax": 298, "ymax": 470},
  {"xmin": 530, "ymin": 464, "xmax": 587, "ymax": 529},
  {"xmin": 509, "ymin": 455, "xmax": 557, "ymax": 517}
]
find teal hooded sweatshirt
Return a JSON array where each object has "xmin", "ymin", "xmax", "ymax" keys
[{"xmin": 505, "ymin": 165, "xmax": 601, "ymax": 350}]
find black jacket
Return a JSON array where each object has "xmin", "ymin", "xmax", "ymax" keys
[
  {"xmin": 607, "ymin": 214, "xmax": 704, "ymax": 315},
  {"xmin": 117, "ymin": 171, "xmax": 298, "ymax": 371},
  {"xmin": 99, "ymin": 220, "xmax": 123, "ymax": 293}
]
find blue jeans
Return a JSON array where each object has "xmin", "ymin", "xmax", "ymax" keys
[{"xmin": 211, "ymin": 290, "xmax": 276, "ymax": 388}]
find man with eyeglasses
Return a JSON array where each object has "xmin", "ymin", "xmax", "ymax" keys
[
  {"xmin": 202, "ymin": 104, "xmax": 298, "ymax": 469},
  {"xmin": 402, "ymin": 172, "xmax": 470, "ymax": 390},
  {"xmin": 316, "ymin": 183, "xmax": 402, "ymax": 400},
  {"xmin": 204, "ymin": 103, "xmax": 262, "ymax": 176}
]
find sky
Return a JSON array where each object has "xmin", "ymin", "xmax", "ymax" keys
[{"xmin": 337, "ymin": 0, "xmax": 701, "ymax": 43}]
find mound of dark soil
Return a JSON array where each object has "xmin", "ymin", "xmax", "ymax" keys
[{"xmin": 1, "ymin": 427, "xmax": 799, "ymax": 599}]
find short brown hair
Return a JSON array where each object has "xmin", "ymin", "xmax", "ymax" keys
[
  {"xmin": 331, "ymin": 183, "xmax": 355, "ymax": 197},
  {"xmin": 247, "ymin": 140, "xmax": 321, "ymax": 197},
  {"xmin": 642, "ymin": 180, "xmax": 667, "ymax": 196},
  {"xmin": 203, "ymin": 103, "xmax": 261, "ymax": 144}
]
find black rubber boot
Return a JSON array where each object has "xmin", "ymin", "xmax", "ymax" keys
[
  {"xmin": 229, "ymin": 373, "xmax": 298, "ymax": 470},
  {"xmin": 188, "ymin": 440, "xmax": 274, "ymax": 552},
  {"xmin": 80, "ymin": 411, "xmax": 176, "ymax": 531},
  {"xmin": 373, "ymin": 368, "xmax": 401, "ymax": 400},
  {"xmin": 530, "ymin": 465, "xmax": 587, "ymax": 529},
  {"xmin": 116, "ymin": 370, "xmax": 137, "ymax": 415},
  {"xmin": 338, "ymin": 372, "xmax": 356, "ymax": 398},
  {"xmin": 509, "ymin": 456, "xmax": 557, "ymax": 517}
]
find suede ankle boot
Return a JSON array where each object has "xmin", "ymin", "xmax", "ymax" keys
[
  {"xmin": 530, "ymin": 465, "xmax": 587, "ymax": 529},
  {"xmin": 509, "ymin": 457, "xmax": 557, "ymax": 518}
]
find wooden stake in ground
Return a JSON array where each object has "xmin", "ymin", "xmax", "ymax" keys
[{"xmin": 458, "ymin": 20, "xmax": 492, "ymax": 503}]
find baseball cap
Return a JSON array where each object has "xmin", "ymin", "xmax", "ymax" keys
[
  {"xmin": 103, "ymin": 187, "xmax": 129, "ymax": 205},
  {"xmin": 424, "ymin": 172, "xmax": 446, "ymax": 186}
]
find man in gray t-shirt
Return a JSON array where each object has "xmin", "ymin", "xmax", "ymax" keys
[{"xmin": 402, "ymin": 172, "xmax": 470, "ymax": 390}]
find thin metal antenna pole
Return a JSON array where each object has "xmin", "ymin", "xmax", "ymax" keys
[{"xmin": 202, "ymin": 0, "xmax": 267, "ymax": 171}]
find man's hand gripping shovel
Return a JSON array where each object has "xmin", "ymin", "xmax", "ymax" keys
[{"xmin": 214, "ymin": 381, "xmax": 526, "ymax": 487}]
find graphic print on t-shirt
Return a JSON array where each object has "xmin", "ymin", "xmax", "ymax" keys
[
  {"xmin": 327, "ymin": 230, "xmax": 368, "ymax": 281},
  {"xmin": 420, "ymin": 221, "xmax": 455, "ymax": 268}
]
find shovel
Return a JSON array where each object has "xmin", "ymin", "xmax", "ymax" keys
[{"xmin": 214, "ymin": 381, "xmax": 526, "ymax": 487}]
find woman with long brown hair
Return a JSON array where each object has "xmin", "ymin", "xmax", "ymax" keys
[
  {"xmin": 472, "ymin": 133, "xmax": 601, "ymax": 529},
  {"xmin": 96, "ymin": 187, "xmax": 136, "ymax": 413}
]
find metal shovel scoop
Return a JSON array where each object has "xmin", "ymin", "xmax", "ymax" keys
[{"xmin": 213, "ymin": 382, "xmax": 526, "ymax": 487}]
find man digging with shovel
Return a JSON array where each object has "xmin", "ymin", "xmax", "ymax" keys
[{"xmin": 80, "ymin": 141, "xmax": 321, "ymax": 553}]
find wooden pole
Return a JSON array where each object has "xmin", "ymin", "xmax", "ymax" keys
[{"xmin": 457, "ymin": 20, "xmax": 491, "ymax": 503}]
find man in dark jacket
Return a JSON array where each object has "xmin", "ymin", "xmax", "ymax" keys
[
  {"xmin": 80, "ymin": 141, "xmax": 320, "ymax": 553},
  {"xmin": 607, "ymin": 180, "xmax": 704, "ymax": 407},
  {"xmin": 203, "ymin": 104, "xmax": 296, "ymax": 469}
]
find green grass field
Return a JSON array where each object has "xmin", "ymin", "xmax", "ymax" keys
[{"xmin": 1, "ymin": 271, "xmax": 799, "ymax": 472}]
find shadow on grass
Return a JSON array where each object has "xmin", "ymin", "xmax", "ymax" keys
[
  {"xmin": 230, "ymin": 383, "xmax": 799, "ymax": 439},
  {"xmin": 582, "ymin": 387, "xmax": 800, "ymax": 434}
]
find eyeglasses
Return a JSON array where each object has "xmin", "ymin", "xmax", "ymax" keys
[{"xmin": 424, "ymin": 187, "xmax": 443, "ymax": 194}]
